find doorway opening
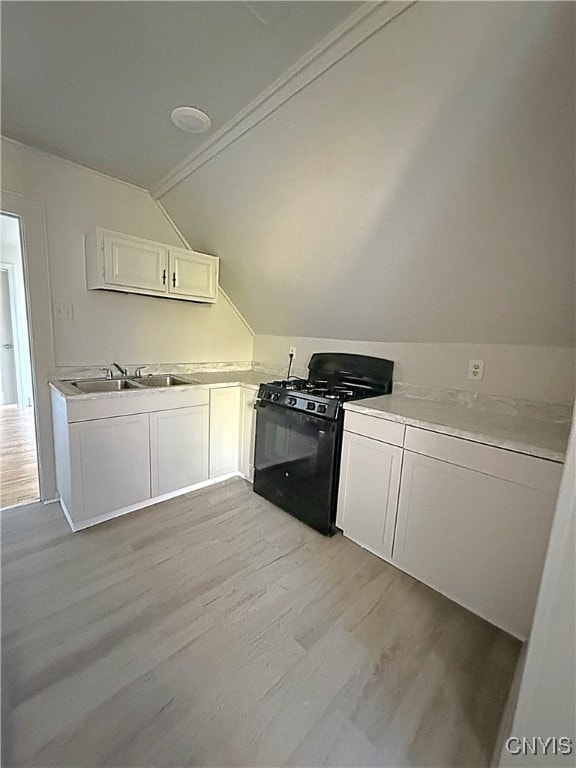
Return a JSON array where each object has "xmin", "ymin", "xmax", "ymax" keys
[{"xmin": 0, "ymin": 212, "xmax": 39, "ymax": 508}]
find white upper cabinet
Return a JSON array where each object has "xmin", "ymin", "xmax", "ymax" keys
[
  {"xmin": 102, "ymin": 230, "xmax": 168, "ymax": 293},
  {"xmin": 168, "ymin": 248, "xmax": 218, "ymax": 302},
  {"xmin": 87, "ymin": 228, "xmax": 218, "ymax": 303}
]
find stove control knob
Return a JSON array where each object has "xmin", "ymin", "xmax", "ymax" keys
[
  {"xmin": 317, "ymin": 404, "xmax": 327, "ymax": 414},
  {"xmin": 306, "ymin": 402, "xmax": 316, "ymax": 411},
  {"xmin": 287, "ymin": 397, "xmax": 297, "ymax": 406},
  {"xmin": 265, "ymin": 391, "xmax": 273, "ymax": 399},
  {"xmin": 272, "ymin": 392, "xmax": 280, "ymax": 401}
]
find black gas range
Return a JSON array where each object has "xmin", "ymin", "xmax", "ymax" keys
[{"xmin": 253, "ymin": 353, "xmax": 393, "ymax": 535}]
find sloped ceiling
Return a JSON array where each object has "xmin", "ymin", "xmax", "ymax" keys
[
  {"xmin": 1, "ymin": 1, "xmax": 358, "ymax": 188},
  {"xmin": 159, "ymin": 1, "xmax": 575, "ymax": 346},
  {"xmin": 2, "ymin": 2, "xmax": 574, "ymax": 347}
]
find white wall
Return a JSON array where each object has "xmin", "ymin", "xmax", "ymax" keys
[
  {"xmin": 1, "ymin": 138, "xmax": 253, "ymax": 369},
  {"xmin": 254, "ymin": 335, "xmax": 575, "ymax": 405},
  {"xmin": 160, "ymin": 2, "xmax": 574, "ymax": 350},
  {"xmin": 1, "ymin": 138, "xmax": 253, "ymax": 500},
  {"xmin": 498, "ymin": 417, "xmax": 575, "ymax": 766}
]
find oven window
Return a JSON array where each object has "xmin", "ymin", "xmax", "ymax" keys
[{"xmin": 254, "ymin": 404, "xmax": 337, "ymax": 506}]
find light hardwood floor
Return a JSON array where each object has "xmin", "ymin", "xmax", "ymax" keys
[
  {"xmin": 1, "ymin": 478, "xmax": 520, "ymax": 767},
  {"xmin": 0, "ymin": 405, "xmax": 39, "ymax": 509}
]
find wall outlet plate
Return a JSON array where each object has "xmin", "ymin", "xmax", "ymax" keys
[
  {"xmin": 54, "ymin": 303, "xmax": 74, "ymax": 321},
  {"xmin": 468, "ymin": 359, "xmax": 484, "ymax": 380}
]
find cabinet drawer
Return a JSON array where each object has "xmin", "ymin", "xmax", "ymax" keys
[
  {"xmin": 66, "ymin": 387, "xmax": 210, "ymax": 422},
  {"xmin": 343, "ymin": 410, "xmax": 405, "ymax": 447},
  {"xmin": 404, "ymin": 426, "xmax": 562, "ymax": 493}
]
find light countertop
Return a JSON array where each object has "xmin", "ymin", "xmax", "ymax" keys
[
  {"xmin": 49, "ymin": 370, "xmax": 269, "ymax": 400},
  {"xmin": 49, "ymin": 371, "xmax": 571, "ymax": 462},
  {"xmin": 344, "ymin": 394, "xmax": 571, "ymax": 463},
  {"xmin": 187, "ymin": 371, "xmax": 270, "ymax": 388}
]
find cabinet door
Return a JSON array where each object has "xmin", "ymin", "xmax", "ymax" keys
[
  {"xmin": 209, "ymin": 387, "xmax": 240, "ymax": 478},
  {"xmin": 337, "ymin": 431, "xmax": 403, "ymax": 559},
  {"xmin": 150, "ymin": 405, "xmax": 209, "ymax": 497},
  {"xmin": 101, "ymin": 230, "xmax": 168, "ymax": 292},
  {"xmin": 239, "ymin": 386, "xmax": 257, "ymax": 481},
  {"xmin": 69, "ymin": 413, "xmax": 151, "ymax": 523},
  {"xmin": 168, "ymin": 248, "xmax": 218, "ymax": 302},
  {"xmin": 393, "ymin": 451, "xmax": 557, "ymax": 639}
]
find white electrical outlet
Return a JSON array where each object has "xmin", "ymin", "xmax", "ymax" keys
[
  {"xmin": 289, "ymin": 346, "xmax": 296, "ymax": 357},
  {"xmin": 468, "ymin": 359, "xmax": 484, "ymax": 380}
]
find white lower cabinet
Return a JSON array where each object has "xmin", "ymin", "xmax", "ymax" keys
[
  {"xmin": 209, "ymin": 386, "xmax": 241, "ymax": 478},
  {"xmin": 52, "ymin": 382, "xmax": 260, "ymax": 531},
  {"xmin": 69, "ymin": 413, "xmax": 151, "ymax": 524},
  {"xmin": 150, "ymin": 406, "xmax": 208, "ymax": 496},
  {"xmin": 393, "ymin": 444, "xmax": 560, "ymax": 639},
  {"xmin": 239, "ymin": 386, "xmax": 257, "ymax": 481},
  {"xmin": 336, "ymin": 415, "xmax": 563, "ymax": 639},
  {"xmin": 336, "ymin": 430, "xmax": 402, "ymax": 559}
]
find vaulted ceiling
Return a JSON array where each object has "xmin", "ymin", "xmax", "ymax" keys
[
  {"xmin": 1, "ymin": 1, "xmax": 358, "ymax": 189},
  {"xmin": 2, "ymin": 2, "xmax": 575, "ymax": 346},
  {"xmin": 158, "ymin": 1, "xmax": 576, "ymax": 345}
]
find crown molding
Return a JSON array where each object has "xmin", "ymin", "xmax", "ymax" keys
[{"xmin": 151, "ymin": 1, "xmax": 417, "ymax": 200}]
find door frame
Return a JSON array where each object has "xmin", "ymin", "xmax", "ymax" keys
[{"xmin": 1, "ymin": 191, "xmax": 57, "ymax": 502}]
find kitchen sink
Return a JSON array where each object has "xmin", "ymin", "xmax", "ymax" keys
[
  {"xmin": 71, "ymin": 378, "xmax": 143, "ymax": 393},
  {"xmin": 135, "ymin": 374, "xmax": 197, "ymax": 387}
]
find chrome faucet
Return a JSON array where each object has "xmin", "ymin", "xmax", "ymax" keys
[
  {"xmin": 101, "ymin": 367, "xmax": 113, "ymax": 380},
  {"xmin": 111, "ymin": 362, "xmax": 128, "ymax": 377}
]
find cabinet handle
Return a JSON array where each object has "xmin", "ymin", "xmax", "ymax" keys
[
  {"xmin": 172, "ymin": 272, "xmax": 177, "ymax": 288},
  {"xmin": 162, "ymin": 269, "xmax": 167, "ymax": 285}
]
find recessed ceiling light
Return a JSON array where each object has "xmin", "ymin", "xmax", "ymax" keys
[{"xmin": 171, "ymin": 107, "xmax": 211, "ymax": 133}]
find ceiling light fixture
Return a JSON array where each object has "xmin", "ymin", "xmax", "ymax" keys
[{"xmin": 171, "ymin": 106, "xmax": 211, "ymax": 133}]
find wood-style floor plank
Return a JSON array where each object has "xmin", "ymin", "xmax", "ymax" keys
[
  {"xmin": 1, "ymin": 478, "xmax": 520, "ymax": 767},
  {"xmin": 0, "ymin": 405, "xmax": 39, "ymax": 509}
]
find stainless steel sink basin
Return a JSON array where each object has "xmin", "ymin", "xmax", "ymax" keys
[
  {"xmin": 136, "ymin": 374, "xmax": 197, "ymax": 387},
  {"xmin": 71, "ymin": 378, "xmax": 143, "ymax": 393}
]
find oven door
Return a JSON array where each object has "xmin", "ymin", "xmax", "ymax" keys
[{"xmin": 253, "ymin": 401, "xmax": 340, "ymax": 535}]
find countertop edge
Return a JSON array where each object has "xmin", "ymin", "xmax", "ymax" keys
[
  {"xmin": 344, "ymin": 401, "xmax": 567, "ymax": 463},
  {"xmin": 48, "ymin": 376, "xmax": 261, "ymax": 401}
]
